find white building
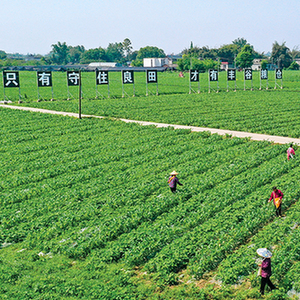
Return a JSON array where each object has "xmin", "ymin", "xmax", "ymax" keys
[
  {"xmin": 252, "ymin": 59, "xmax": 262, "ymax": 70},
  {"xmin": 88, "ymin": 62, "xmax": 120, "ymax": 68},
  {"xmin": 143, "ymin": 58, "xmax": 172, "ymax": 68}
]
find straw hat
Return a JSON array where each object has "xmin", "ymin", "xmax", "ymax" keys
[
  {"xmin": 257, "ymin": 248, "xmax": 272, "ymax": 258},
  {"xmin": 170, "ymin": 170, "xmax": 179, "ymax": 175}
]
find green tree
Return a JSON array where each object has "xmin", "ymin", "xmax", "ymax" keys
[
  {"xmin": 123, "ymin": 38, "xmax": 133, "ymax": 61},
  {"xmin": 232, "ymin": 37, "xmax": 248, "ymax": 50},
  {"xmin": 270, "ymin": 41, "xmax": 292, "ymax": 69},
  {"xmin": 218, "ymin": 44, "xmax": 239, "ymax": 64},
  {"xmin": 181, "ymin": 46, "xmax": 218, "ymax": 60},
  {"xmin": 0, "ymin": 50, "xmax": 7, "ymax": 59},
  {"xmin": 68, "ymin": 45, "xmax": 85, "ymax": 64},
  {"xmin": 261, "ymin": 59, "xmax": 268, "ymax": 69},
  {"xmin": 106, "ymin": 42, "xmax": 124, "ymax": 63},
  {"xmin": 80, "ymin": 48, "xmax": 106, "ymax": 64},
  {"xmin": 289, "ymin": 45, "xmax": 300, "ymax": 61},
  {"xmin": 136, "ymin": 46, "xmax": 166, "ymax": 60},
  {"xmin": 287, "ymin": 61, "xmax": 299, "ymax": 70},
  {"xmin": 51, "ymin": 41, "xmax": 69, "ymax": 64},
  {"xmin": 130, "ymin": 59, "xmax": 143, "ymax": 67},
  {"xmin": 177, "ymin": 55, "xmax": 218, "ymax": 72},
  {"xmin": 235, "ymin": 44, "xmax": 254, "ymax": 68}
]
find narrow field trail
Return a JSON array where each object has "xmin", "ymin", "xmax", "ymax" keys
[{"xmin": 2, "ymin": 104, "xmax": 300, "ymax": 145}]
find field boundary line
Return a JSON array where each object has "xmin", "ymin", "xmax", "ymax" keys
[{"xmin": 1, "ymin": 104, "xmax": 300, "ymax": 145}]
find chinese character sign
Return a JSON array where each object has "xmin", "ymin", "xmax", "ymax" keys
[
  {"xmin": 122, "ymin": 70, "xmax": 134, "ymax": 84},
  {"xmin": 275, "ymin": 69, "xmax": 283, "ymax": 80},
  {"xmin": 67, "ymin": 71, "xmax": 80, "ymax": 86},
  {"xmin": 37, "ymin": 71, "xmax": 52, "ymax": 87},
  {"xmin": 244, "ymin": 69, "xmax": 252, "ymax": 80},
  {"xmin": 146, "ymin": 70, "xmax": 157, "ymax": 83},
  {"xmin": 209, "ymin": 70, "xmax": 218, "ymax": 81},
  {"xmin": 96, "ymin": 70, "xmax": 109, "ymax": 85},
  {"xmin": 190, "ymin": 70, "xmax": 199, "ymax": 82},
  {"xmin": 227, "ymin": 69, "xmax": 236, "ymax": 81},
  {"xmin": 260, "ymin": 69, "xmax": 268, "ymax": 80},
  {"xmin": 3, "ymin": 71, "xmax": 20, "ymax": 88}
]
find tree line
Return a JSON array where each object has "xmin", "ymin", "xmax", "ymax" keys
[
  {"xmin": 178, "ymin": 38, "xmax": 300, "ymax": 72},
  {"xmin": 0, "ymin": 38, "xmax": 299, "ymax": 71}
]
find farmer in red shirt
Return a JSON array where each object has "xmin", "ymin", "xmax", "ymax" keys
[
  {"xmin": 287, "ymin": 144, "xmax": 295, "ymax": 160},
  {"xmin": 268, "ymin": 186, "xmax": 283, "ymax": 217}
]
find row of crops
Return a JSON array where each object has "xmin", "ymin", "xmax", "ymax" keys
[
  {"xmin": 1, "ymin": 107, "xmax": 300, "ymax": 299},
  {"xmin": 1, "ymin": 70, "xmax": 300, "ymax": 102},
  {"xmin": 5, "ymin": 70, "xmax": 300, "ymax": 139}
]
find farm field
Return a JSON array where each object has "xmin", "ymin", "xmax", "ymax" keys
[
  {"xmin": 1, "ymin": 107, "xmax": 300, "ymax": 299},
  {"xmin": 3, "ymin": 70, "xmax": 300, "ymax": 138}
]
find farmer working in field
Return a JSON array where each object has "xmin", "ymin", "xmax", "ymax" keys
[
  {"xmin": 268, "ymin": 186, "xmax": 283, "ymax": 217},
  {"xmin": 168, "ymin": 171, "xmax": 183, "ymax": 193},
  {"xmin": 287, "ymin": 144, "xmax": 295, "ymax": 160},
  {"xmin": 257, "ymin": 248, "xmax": 277, "ymax": 296}
]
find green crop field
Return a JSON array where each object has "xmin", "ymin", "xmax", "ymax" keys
[
  {"xmin": 1, "ymin": 105, "xmax": 300, "ymax": 299},
  {"xmin": 3, "ymin": 70, "xmax": 300, "ymax": 138}
]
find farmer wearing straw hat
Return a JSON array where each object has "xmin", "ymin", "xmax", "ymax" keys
[
  {"xmin": 168, "ymin": 171, "xmax": 183, "ymax": 193},
  {"xmin": 268, "ymin": 186, "xmax": 283, "ymax": 217},
  {"xmin": 257, "ymin": 248, "xmax": 277, "ymax": 295}
]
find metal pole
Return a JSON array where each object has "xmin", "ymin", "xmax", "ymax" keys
[
  {"xmin": 79, "ymin": 70, "xmax": 82, "ymax": 119},
  {"xmin": 227, "ymin": 71, "xmax": 229, "ymax": 92},
  {"xmin": 51, "ymin": 86, "xmax": 54, "ymax": 100},
  {"xmin": 146, "ymin": 74, "xmax": 148, "ymax": 96},
  {"xmin": 208, "ymin": 71, "xmax": 210, "ymax": 93},
  {"xmin": 189, "ymin": 70, "xmax": 191, "ymax": 94},
  {"xmin": 133, "ymin": 83, "xmax": 135, "ymax": 97},
  {"xmin": 259, "ymin": 71, "xmax": 262, "ymax": 90}
]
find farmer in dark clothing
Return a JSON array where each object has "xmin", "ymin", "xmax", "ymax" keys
[
  {"xmin": 168, "ymin": 171, "xmax": 183, "ymax": 193},
  {"xmin": 268, "ymin": 186, "xmax": 283, "ymax": 217},
  {"xmin": 257, "ymin": 248, "xmax": 277, "ymax": 295}
]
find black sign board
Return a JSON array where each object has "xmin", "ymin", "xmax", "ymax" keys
[
  {"xmin": 190, "ymin": 70, "xmax": 199, "ymax": 82},
  {"xmin": 260, "ymin": 69, "xmax": 268, "ymax": 80},
  {"xmin": 209, "ymin": 69, "xmax": 218, "ymax": 81},
  {"xmin": 122, "ymin": 70, "xmax": 134, "ymax": 84},
  {"xmin": 67, "ymin": 71, "xmax": 80, "ymax": 86},
  {"xmin": 37, "ymin": 71, "xmax": 52, "ymax": 87},
  {"xmin": 96, "ymin": 70, "xmax": 109, "ymax": 85},
  {"xmin": 3, "ymin": 71, "xmax": 20, "ymax": 88},
  {"xmin": 275, "ymin": 69, "xmax": 283, "ymax": 80},
  {"xmin": 146, "ymin": 70, "xmax": 157, "ymax": 83},
  {"xmin": 244, "ymin": 69, "xmax": 252, "ymax": 80},
  {"xmin": 227, "ymin": 69, "xmax": 236, "ymax": 81}
]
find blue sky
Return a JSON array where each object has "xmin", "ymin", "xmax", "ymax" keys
[{"xmin": 0, "ymin": 0, "xmax": 299, "ymax": 55}]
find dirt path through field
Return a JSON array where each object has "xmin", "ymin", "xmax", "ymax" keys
[{"xmin": 2, "ymin": 104, "xmax": 300, "ymax": 145}]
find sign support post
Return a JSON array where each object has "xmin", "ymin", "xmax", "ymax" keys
[{"xmin": 79, "ymin": 71, "xmax": 82, "ymax": 119}]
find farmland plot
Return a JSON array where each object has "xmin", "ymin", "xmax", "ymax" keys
[
  {"xmin": 0, "ymin": 107, "xmax": 300, "ymax": 299},
  {"xmin": 8, "ymin": 70, "xmax": 300, "ymax": 138}
]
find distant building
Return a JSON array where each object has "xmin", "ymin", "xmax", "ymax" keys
[
  {"xmin": 220, "ymin": 62, "xmax": 229, "ymax": 71},
  {"xmin": 143, "ymin": 58, "xmax": 172, "ymax": 68},
  {"xmin": 252, "ymin": 59, "xmax": 262, "ymax": 70},
  {"xmin": 220, "ymin": 61, "xmax": 235, "ymax": 71},
  {"xmin": 88, "ymin": 62, "xmax": 122, "ymax": 68},
  {"xmin": 251, "ymin": 59, "xmax": 277, "ymax": 70}
]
